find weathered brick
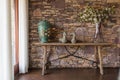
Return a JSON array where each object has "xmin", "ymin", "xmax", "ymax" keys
[{"xmin": 29, "ymin": 0, "xmax": 120, "ymax": 68}]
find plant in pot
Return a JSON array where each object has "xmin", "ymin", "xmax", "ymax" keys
[{"xmin": 78, "ymin": 5, "xmax": 115, "ymax": 42}]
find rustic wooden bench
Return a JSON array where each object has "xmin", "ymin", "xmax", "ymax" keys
[{"xmin": 34, "ymin": 43, "xmax": 115, "ymax": 75}]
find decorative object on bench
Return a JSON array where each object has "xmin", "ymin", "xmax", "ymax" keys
[
  {"xmin": 59, "ymin": 32, "xmax": 67, "ymax": 43},
  {"xmin": 71, "ymin": 32, "xmax": 76, "ymax": 43},
  {"xmin": 38, "ymin": 20, "xmax": 50, "ymax": 43},
  {"xmin": 78, "ymin": 5, "xmax": 115, "ymax": 43}
]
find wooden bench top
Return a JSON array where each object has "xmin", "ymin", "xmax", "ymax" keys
[{"xmin": 34, "ymin": 43, "xmax": 114, "ymax": 46}]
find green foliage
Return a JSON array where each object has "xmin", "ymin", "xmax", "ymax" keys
[{"xmin": 78, "ymin": 6, "xmax": 115, "ymax": 23}]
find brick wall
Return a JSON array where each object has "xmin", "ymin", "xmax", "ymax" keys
[{"xmin": 29, "ymin": 0, "xmax": 120, "ymax": 68}]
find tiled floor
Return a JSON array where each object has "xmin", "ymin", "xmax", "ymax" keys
[{"xmin": 15, "ymin": 68, "xmax": 120, "ymax": 80}]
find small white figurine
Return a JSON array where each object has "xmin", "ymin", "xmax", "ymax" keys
[
  {"xmin": 59, "ymin": 32, "xmax": 67, "ymax": 43},
  {"xmin": 71, "ymin": 32, "xmax": 76, "ymax": 43}
]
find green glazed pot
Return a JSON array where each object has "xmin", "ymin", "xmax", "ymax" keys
[{"xmin": 38, "ymin": 20, "xmax": 50, "ymax": 43}]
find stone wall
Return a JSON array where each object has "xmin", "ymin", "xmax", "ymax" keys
[{"xmin": 29, "ymin": 0, "xmax": 120, "ymax": 68}]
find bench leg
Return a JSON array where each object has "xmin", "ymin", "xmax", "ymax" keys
[
  {"xmin": 42, "ymin": 46, "xmax": 47, "ymax": 75},
  {"xmin": 98, "ymin": 46, "xmax": 103, "ymax": 75},
  {"xmin": 94, "ymin": 46, "xmax": 98, "ymax": 68}
]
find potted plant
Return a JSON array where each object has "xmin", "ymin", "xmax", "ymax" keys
[{"xmin": 78, "ymin": 6, "xmax": 115, "ymax": 42}]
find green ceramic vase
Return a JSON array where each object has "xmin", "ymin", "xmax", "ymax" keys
[{"xmin": 38, "ymin": 20, "xmax": 50, "ymax": 43}]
